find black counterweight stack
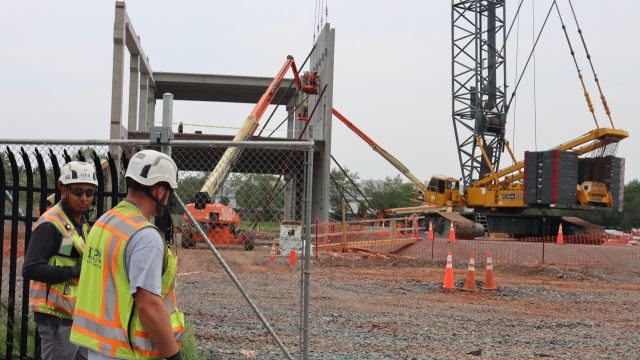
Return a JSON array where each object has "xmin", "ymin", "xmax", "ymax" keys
[
  {"xmin": 578, "ymin": 156, "xmax": 625, "ymax": 210},
  {"xmin": 524, "ymin": 150, "xmax": 578, "ymax": 207}
]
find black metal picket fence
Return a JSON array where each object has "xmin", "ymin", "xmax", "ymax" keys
[{"xmin": 1, "ymin": 146, "xmax": 133, "ymax": 360}]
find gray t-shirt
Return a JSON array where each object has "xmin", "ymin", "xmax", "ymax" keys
[{"xmin": 88, "ymin": 227, "xmax": 165, "ymax": 360}]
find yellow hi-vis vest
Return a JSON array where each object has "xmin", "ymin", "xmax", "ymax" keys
[
  {"xmin": 70, "ymin": 200, "xmax": 184, "ymax": 359},
  {"xmin": 29, "ymin": 203, "xmax": 86, "ymax": 319}
]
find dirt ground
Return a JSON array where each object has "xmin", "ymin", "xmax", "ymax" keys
[{"xmin": 175, "ymin": 246, "xmax": 640, "ymax": 360}]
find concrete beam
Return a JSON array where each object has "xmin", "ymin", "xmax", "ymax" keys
[
  {"xmin": 123, "ymin": 13, "xmax": 154, "ymax": 86},
  {"xmin": 128, "ymin": 53, "xmax": 140, "ymax": 132},
  {"xmin": 153, "ymin": 72, "xmax": 297, "ymax": 104}
]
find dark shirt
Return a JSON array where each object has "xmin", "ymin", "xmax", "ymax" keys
[{"xmin": 22, "ymin": 199, "xmax": 87, "ymax": 326}]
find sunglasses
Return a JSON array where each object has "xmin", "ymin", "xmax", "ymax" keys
[{"xmin": 68, "ymin": 188, "xmax": 96, "ymax": 197}]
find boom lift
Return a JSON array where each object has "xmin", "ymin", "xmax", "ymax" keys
[{"xmin": 180, "ymin": 56, "xmax": 319, "ymax": 250}]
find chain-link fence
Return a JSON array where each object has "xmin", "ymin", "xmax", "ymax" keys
[{"xmin": 1, "ymin": 138, "xmax": 314, "ymax": 360}]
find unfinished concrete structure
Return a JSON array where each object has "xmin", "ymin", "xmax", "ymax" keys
[{"xmin": 108, "ymin": 1, "xmax": 335, "ymax": 221}]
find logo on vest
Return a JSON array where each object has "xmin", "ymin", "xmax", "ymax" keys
[{"xmin": 87, "ymin": 247, "xmax": 103, "ymax": 268}]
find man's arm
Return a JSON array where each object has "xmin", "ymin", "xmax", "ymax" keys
[
  {"xmin": 125, "ymin": 228, "xmax": 180, "ymax": 359},
  {"xmin": 134, "ymin": 288, "xmax": 180, "ymax": 358},
  {"xmin": 22, "ymin": 223, "xmax": 79, "ymax": 283}
]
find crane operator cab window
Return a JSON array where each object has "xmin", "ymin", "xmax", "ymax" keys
[
  {"xmin": 427, "ymin": 178, "xmax": 438, "ymax": 192},
  {"xmin": 446, "ymin": 180, "xmax": 459, "ymax": 191},
  {"xmin": 437, "ymin": 179, "xmax": 446, "ymax": 194}
]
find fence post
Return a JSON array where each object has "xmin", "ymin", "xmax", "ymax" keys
[
  {"xmin": 161, "ymin": 92, "xmax": 173, "ymax": 156},
  {"xmin": 342, "ymin": 202, "xmax": 347, "ymax": 252},
  {"xmin": 431, "ymin": 234, "xmax": 435, "ymax": 262},
  {"xmin": 6, "ymin": 149, "xmax": 19, "ymax": 360},
  {"xmin": 303, "ymin": 132, "xmax": 315, "ymax": 360},
  {"xmin": 390, "ymin": 218, "xmax": 396, "ymax": 241},
  {"xmin": 0, "ymin": 148, "xmax": 5, "ymax": 307},
  {"xmin": 19, "ymin": 148, "xmax": 34, "ymax": 359}
]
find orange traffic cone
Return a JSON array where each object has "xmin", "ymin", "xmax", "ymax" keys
[
  {"xmin": 461, "ymin": 253, "xmax": 477, "ymax": 292},
  {"xmin": 484, "ymin": 232, "xmax": 488, "ymax": 239},
  {"xmin": 449, "ymin": 222, "xmax": 455, "ymax": 242},
  {"xmin": 557, "ymin": 224, "xmax": 564, "ymax": 245},
  {"xmin": 396, "ymin": 222, "xmax": 402, "ymax": 238},
  {"xmin": 288, "ymin": 250, "xmax": 297, "ymax": 265},
  {"xmin": 443, "ymin": 251, "xmax": 455, "ymax": 289},
  {"xmin": 428, "ymin": 221, "xmax": 434, "ymax": 240},
  {"xmin": 482, "ymin": 252, "xmax": 498, "ymax": 290},
  {"xmin": 381, "ymin": 222, "xmax": 386, "ymax": 237},
  {"xmin": 269, "ymin": 243, "xmax": 276, "ymax": 262}
]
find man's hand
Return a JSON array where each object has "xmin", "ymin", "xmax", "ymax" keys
[
  {"xmin": 69, "ymin": 261, "xmax": 82, "ymax": 279},
  {"xmin": 134, "ymin": 287, "xmax": 180, "ymax": 358}
]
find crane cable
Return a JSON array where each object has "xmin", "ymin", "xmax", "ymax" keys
[
  {"xmin": 554, "ymin": 1, "xmax": 599, "ymax": 129},
  {"xmin": 567, "ymin": 0, "xmax": 614, "ymax": 129},
  {"xmin": 533, "ymin": 0, "xmax": 538, "ymax": 151},
  {"xmin": 506, "ymin": 1, "xmax": 555, "ymax": 117},
  {"xmin": 511, "ymin": 2, "xmax": 521, "ymax": 162}
]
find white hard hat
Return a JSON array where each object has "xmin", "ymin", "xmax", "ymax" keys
[
  {"xmin": 59, "ymin": 161, "xmax": 98, "ymax": 186},
  {"xmin": 125, "ymin": 150, "xmax": 178, "ymax": 189}
]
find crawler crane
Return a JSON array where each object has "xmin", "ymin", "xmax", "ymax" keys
[{"xmin": 331, "ymin": 1, "xmax": 628, "ymax": 239}]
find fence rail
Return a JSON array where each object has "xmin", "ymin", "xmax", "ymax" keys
[{"xmin": 312, "ymin": 220, "xmax": 640, "ymax": 264}]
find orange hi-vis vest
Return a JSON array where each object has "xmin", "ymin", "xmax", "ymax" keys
[
  {"xmin": 29, "ymin": 203, "xmax": 86, "ymax": 319},
  {"xmin": 70, "ymin": 200, "xmax": 184, "ymax": 359}
]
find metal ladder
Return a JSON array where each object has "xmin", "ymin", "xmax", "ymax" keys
[{"xmin": 475, "ymin": 212, "xmax": 489, "ymax": 234}]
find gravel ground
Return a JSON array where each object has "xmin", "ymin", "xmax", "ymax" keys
[{"xmin": 172, "ymin": 246, "xmax": 640, "ymax": 360}]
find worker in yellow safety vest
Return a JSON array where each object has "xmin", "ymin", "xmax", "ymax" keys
[
  {"xmin": 23, "ymin": 161, "xmax": 98, "ymax": 360},
  {"xmin": 70, "ymin": 150, "xmax": 184, "ymax": 360}
]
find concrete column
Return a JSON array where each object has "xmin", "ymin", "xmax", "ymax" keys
[
  {"xmin": 284, "ymin": 172, "xmax": 294, "ymax": 220},
  {"xmin": 146, "ymin": 86, "xmax": 156, "ymax": 131},
  {"xmin": 128, "ymin": 53, "xmax": 140, "ymax": 133},
  {"xmin": 110, "ymin": 2, "xmax": 127, "ymax": 139},
  {"xmin": 286, "ymin": 92, "xmax": 298, "ymax": 140},
  {"xmin": 284, "ymin": 92, "xmax": 300, "ymax": 220},
  {"xmin": 310, "ymin": 23, "xmax": 336, "ymax": 222},
  {"xmin": 138, "ymin": 73, "xmax": 148, "ymax": 131}
]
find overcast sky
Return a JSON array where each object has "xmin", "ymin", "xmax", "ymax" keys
[{"xmin": 1, "ymin": 1, "xmax": 638, "ymax": 183}]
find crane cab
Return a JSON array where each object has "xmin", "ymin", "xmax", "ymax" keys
[
  {"xmin": 423, "ymin": 176, "xmax": 463, "ymax": 207},
  {"xmin": 302, "ymin": 71, "xmax": 319, "ymax": 95}
]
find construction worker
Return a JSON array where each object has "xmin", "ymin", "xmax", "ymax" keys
[
  {"xmin": 70, "ymin": 150, "xmax": 184, "ymax": 360},
  {"xmin": 23, "ymin": 161, "xmax": 98, "ymax": 360}
]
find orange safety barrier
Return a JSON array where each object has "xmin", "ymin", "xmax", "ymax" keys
[{"xmin": 312, "ymin": 220, "xmax": 640, "ymax": 265}]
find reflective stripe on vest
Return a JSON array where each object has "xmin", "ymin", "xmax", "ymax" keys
[
  {"xmin": 29, "ymin": 203, "xmax": 85, "ymax": 319},
  {"xmin": 70, "ymin": 200, "xmax": 184, "ymax": 360}
]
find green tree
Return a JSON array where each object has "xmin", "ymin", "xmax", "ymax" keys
[
  {"xmin": 620, "ymin": 213, "xmax": 632, "ymax": 231},
  {"xmin": 363, "ymin": 175, "xmax": 414, "ymax": 211},
  {"xmin": 330, "ymin": 166, "xmax": 370, "ymax": 218},
  {"xmin": 227, "ymin": 173, "xmax": 284, "ymax": 210},
  {"xmin": 176, "ymin": 173, "xmax": 208, "ymax": 205},
  {"xmin": 619, "ymin": 179, "xmax": 640, "ymax": 227}
]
